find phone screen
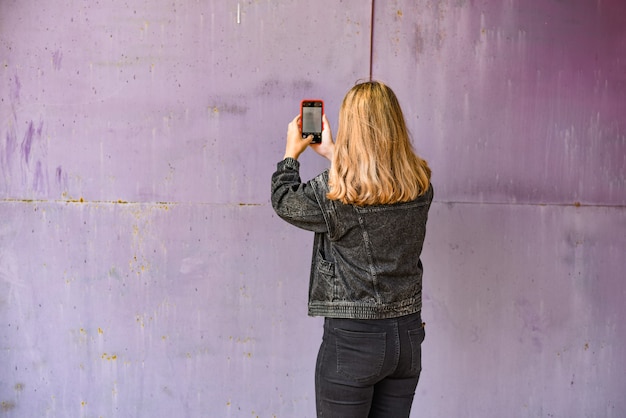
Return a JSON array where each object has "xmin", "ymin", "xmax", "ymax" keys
[{"xmin": 302, "ymin": 106, "xmax": 322, "ymax": 134}]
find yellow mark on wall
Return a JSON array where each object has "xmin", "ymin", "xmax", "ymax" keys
[
  {"xmin": 232, "ymin": 336, "xmax": 253, "ymax": 344},
  {"xmin": 61, "ymin": 196, "xmax": 86, "ymax": 203},
  {"xmin": 101, "ymin": 353, "xmax": 118, "ymax": 361},
  {"xmin": 1, "ymin": 401, "xmax": 16, "ymax": 411},
  {"xmin": 136, "ymin": 314, "xmax": 154, "ymax": 328}
]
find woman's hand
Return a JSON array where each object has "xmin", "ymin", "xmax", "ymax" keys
[
  {"xmin": 310, "ymin": 114, "xmax": 335, "ymax": 161},
  {"xmin": 283, "ymin": 114, "xmax": 314, "ymax": 160}
]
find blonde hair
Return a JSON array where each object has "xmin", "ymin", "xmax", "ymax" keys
[{"xmin": 327, "ymin": 81, "xmax": 431, "ymax": 206}]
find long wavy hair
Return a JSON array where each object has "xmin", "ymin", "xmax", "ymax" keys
[{"xmin": 327, "ymin": 81, "xmax": 431, "ymax": 205}]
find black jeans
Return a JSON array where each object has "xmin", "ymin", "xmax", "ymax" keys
[{"xmin": 315, "ymin": 312, "xmax": 425, "ymax": 418}]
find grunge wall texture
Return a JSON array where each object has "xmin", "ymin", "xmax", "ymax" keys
[{"xmin": 1, "ymin": 1, "xmax": 625, "ymax": 416}]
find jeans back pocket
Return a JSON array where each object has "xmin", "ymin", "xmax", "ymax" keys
[
  {"xmin": 334, "ymin": 328, "xmax": 386, "ymax": 383},
  {"xmin": 407, "ymin": 324, "xmax": 425, "ymax": 374}
]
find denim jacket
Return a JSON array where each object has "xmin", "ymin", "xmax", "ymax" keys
[{"xmin": 271, "ymin": 157, "xmax": 433, "ymax": 319}]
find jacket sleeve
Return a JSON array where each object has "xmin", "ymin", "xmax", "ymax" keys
[{"xmin": 271, "ymin": 158, "xmax": 328, "ymax": 233}]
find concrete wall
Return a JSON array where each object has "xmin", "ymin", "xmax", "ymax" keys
[{"xmin": 1, "ymin": 1, "xmax": 625, "ymax": 417}]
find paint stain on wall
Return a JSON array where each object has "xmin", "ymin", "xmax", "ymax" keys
[
  {"xmin": 3, "ymin": 109, "xmax": 49, "ymax": 194},
  {"xmin": 2, "ymin": 125, "xmax": 18, "ymax": 173},
  {"xmin": 33, "ymin": 160, "xmax": 45, "ymax": 193},
  {"xmin": 52, "ymin": 50, "xmax": 63, "ymax": 70},
  {"xmin": 9, "ymin": 74, "xmax": 21, "ymax": 102},
  {"xmin": 20, "ymin": 121, "xmax": 36, "ymax": 164},
  {"xmin": 514, "ymin": 297, "xmax": 545, "ymax": 352},
  {"xmin": 55, "ymin": 165, "xmax": 68, "ymax": 191}
]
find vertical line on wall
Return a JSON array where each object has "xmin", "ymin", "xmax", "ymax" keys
[{"xmin": 369, "ymin": 0, "xmax": 375, "ymax": 80}]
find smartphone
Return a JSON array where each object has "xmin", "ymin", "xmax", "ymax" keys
[{"xmin": 300, "ymin": 100, "xmax": 324, "ymax": 144}]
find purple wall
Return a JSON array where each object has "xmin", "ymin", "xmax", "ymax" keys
[{"xmin": 1, "ymin": 1, "xmax": 625, "ymax": 417}]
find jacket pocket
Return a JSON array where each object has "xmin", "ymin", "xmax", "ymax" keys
[{"xmin": 309, "ymin": 252, "xmax": 336, "ymax": 302}]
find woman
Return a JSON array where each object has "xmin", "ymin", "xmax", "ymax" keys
[{"xmin": 271, "ymin": 81, "xmax": 433, "ymax": 418}]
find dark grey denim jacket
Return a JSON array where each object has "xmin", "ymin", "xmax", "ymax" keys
[{"xmin": 271, "ymin": 157, "xmax": 433, "ymax": 319}]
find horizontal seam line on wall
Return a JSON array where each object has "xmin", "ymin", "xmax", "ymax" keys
[
  {"xmin": 0, "ymin": 199, "xmax": 265, "ymax": 207},
  {"xmin": 1, "ymin": 199, "xmax": 623, "ymax": 209},
  {"xmin": 434, "ymin": 200, "xmax": 625, "ymax": 209}
]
